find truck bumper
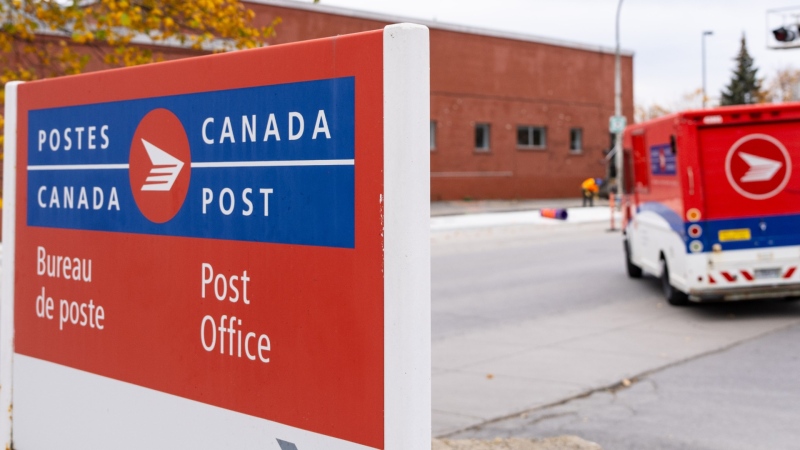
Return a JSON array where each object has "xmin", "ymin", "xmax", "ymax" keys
[
  {"xmin": 689, "ymin": 283, "xmax": 800, "ymax": 302},
  {"xmin": 685, "ymin": 246, "xmax": 800, "ymax": 302}
]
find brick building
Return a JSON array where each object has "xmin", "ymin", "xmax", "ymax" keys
[
  {"xmin": 8, "ymin": 1, "xmax": 634, "ymax": 201},
  {"xmin": 244, "ymin": 0, "xmax": 635, "ymax": 200}
]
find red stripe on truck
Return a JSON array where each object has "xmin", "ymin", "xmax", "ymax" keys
[{"xmin": 722, "ymin": 272, "xmax": 737, "ymax": 282}]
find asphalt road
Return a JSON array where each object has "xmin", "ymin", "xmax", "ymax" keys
[
  {"xmin": 462, "ymin": 322, "xmax": 800, "ymax": 450},
  {"xmin": 432, "ymin": 218, "xmax": 800, "ymax": 444},
  {"xmin": 432, "ymin": 221, "xmax": 628, "ymax": 341}
]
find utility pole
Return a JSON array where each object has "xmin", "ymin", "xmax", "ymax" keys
[
  {"xmin": 702, "ymin": 31, "xmax": 713, "ymax": 108},
  {"xmin": 613, "ymin": 0, "xmax": 624, "ymax": 205}
]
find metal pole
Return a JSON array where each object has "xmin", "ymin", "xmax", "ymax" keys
[
  {"xmin": 614, "ymin": 0, "xmax": 623, "ymax": 207},
  {"xmin": 702, "ymin": 31, "xmax": 713, "ymax": 108}
]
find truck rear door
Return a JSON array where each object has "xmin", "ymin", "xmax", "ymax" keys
[{"xmin": 697, "ymin": 114, "xmax": 800, "ymax": 251}]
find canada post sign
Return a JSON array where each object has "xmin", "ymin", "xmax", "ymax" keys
[
  {"xmin": 2, "ymin": 25, "xmax": 430, "ymax": 450},
  {"xmin": 28, "ymin": 78, "xmax": 355, "ymax": 248}
]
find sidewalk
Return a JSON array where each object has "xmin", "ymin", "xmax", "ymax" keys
[
  {"xmin": 431, "ymin": 206, "xmax": 619, "ymax": 232},
  {"xmin": 431, "ymin": 198, "xmax": 610, "ymax": 217}
]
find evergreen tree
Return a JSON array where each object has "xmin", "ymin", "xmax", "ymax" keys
[{"xmin": 720, "ymin": 35, "xmax": 764, "ymax": 105}]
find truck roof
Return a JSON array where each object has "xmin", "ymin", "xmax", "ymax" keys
[{"xmin": 628, "ymin": 102, "xmax": 800, "ymax": 133}]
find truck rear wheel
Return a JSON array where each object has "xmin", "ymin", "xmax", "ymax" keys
[
  {"xmin": 661, "ymin": 258, "xmax": 689, "ymax": 306},
  {"xmin": 624, "ymin": 240, "xmax": 643, "ymax": 278}
]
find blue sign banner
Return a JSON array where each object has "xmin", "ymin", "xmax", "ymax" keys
[
  {"xmin": 27, "ymin": 77, "xmax": 356, "ymax": 248},
  {"xmin": 650, "ymin": 143, "xmax": 676, "ymax": 176}
]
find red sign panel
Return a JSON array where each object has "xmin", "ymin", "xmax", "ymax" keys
[{"xmin": 3, "ymin": 26, "xmax": 432, "ymax": 449}]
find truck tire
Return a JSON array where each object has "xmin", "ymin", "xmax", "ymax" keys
[
  {"xmin": 624, "ymin": 240, "xmax": 643, "ymax": 278},
  {"xmin": 661, "ymin": 258, "xmax": 689, "ymax": 306}
]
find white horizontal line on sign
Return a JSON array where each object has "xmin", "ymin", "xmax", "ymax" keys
[
  {"xmin": 28, "ymin": 164, "xmax": 129, "ymax": 171},
  {"xmin": 190, "ymin": 159, "xmax": 355, "ymax": 168},
  {"xmin": 27, "ymin": 159, "xmax": 355, "ymax": 171}
]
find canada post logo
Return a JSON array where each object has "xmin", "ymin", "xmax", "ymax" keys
[
  {"xmin": 725, "ymin": 133, "xmax": 791, "ymax": 201},
  {"xmin": 129, "ymin": 108, "xmax": 191, "ymax": 223},
  {"xmin": 26, "ymin": 77, "xmax": 357, "ymax": 248}
]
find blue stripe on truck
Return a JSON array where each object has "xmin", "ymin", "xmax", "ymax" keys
[
  {"xmin": 638, "ymin": 202, "xmax": 685, "ymax": 237},
  {"xmin": 637, "ymin": 202, "xmax": 800, "ymax": 253},
  {"xmin": 695, "ymin": 214, "xmax": 800, "ymax": 252}
]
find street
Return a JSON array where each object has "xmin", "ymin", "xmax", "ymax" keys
[
  {"xmin": 461, "ymin": 323, "xmax": 800, "ymax": 449},
  {"xmin": 431, "ymin": 212, "xmax": 800, "ymax": 447}
]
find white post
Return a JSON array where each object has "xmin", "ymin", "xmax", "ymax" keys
[
  {"xmin": 1, "ymin": 81, "xmax": 22, "ymax": 448},
  {"xmin": 383, "ymin": 24, "xmax": 431, "ymax": 450}
]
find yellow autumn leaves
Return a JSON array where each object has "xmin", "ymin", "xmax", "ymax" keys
[
  {"xmin": 0, "ymin": 0, "xmax": 279, "ymax": 145},
  {"xmin": 0, "ymin": 0, "xmax": 279, "ymax": 82}
]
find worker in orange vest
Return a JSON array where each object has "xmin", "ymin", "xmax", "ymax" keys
[{"xmin": 581, "ymin": 177, "xmax": 601, "ymax": 207}]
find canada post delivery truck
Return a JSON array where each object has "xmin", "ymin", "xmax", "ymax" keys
[{"xmin": 623, "ymin": 103, "xmax": 800, "ymax": 305}]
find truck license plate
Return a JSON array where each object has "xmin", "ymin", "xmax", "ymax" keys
[
  {"xmin": 754, "ymin": 268, "xmax": 782, "ymax": 279},
  {"xmin": 718, "ymin": 228, "xmax": 751, "ymax": 242}
]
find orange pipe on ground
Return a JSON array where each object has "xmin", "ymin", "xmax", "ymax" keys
[{"xmin": 541, "ymin": 208, "xmax": 568, "ymax": 220}]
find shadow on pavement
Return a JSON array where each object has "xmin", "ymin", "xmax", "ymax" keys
[{"xmin": 639, "ymin": 274, "xmax": 800, "ymax": 320}]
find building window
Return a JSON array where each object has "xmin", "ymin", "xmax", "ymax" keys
[
  {"xmin": 570, "ymin": 128, "xmax": 583, "ymax": 153},
  {"xmin": 475, "ymin": 123, "xmax": 490, "ymax": 152},
  {"xmin": 517, "ymin": 126, "xmax": 546, "ymax": 149},
  {"xmin": 430, "ymin": 121, "xmax": 437, "ymax": 151}
]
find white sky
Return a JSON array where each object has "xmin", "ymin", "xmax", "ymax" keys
[{"xmin": 300, "ymin": 0, "xmax": 800, "ymax": 109}]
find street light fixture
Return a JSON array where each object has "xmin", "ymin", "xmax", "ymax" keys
[{"xmin": 702, "ymin": 31, "xmax": 713, "ymax": 109}]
